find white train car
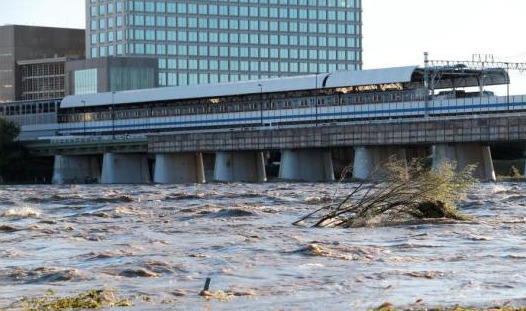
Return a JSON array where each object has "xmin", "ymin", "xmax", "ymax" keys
[{"xmin": 57, "ymin": 66, "xmax": 516, "ymax": 137}]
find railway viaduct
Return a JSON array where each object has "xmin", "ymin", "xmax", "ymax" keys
[{"xmin": 27, "ymin": 111, "xmax": 526, "ymax": 184}]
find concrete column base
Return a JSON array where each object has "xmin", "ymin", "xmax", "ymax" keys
[
  {"xmin": 433, "ymin": 143, "xmax": 496, "ymax": 181},
  {"xmin": 278, "ymin": 149, "xmax": 335, "ymax": 182},
  {"xmin": 213, "ymin": 151, "xmax": 267, "ymax": 183},
  {"xmin": 352, "ymin": 146, "xmax": 407, "ymax": 180},
  {"xmin": 101, "ymin": 153, "xmax": 151, "ymax": 184},
  {"xmin": 154, "ymin": 153, "xmax": 205, "ymax": 184},
  {"xmin": 52, "ymin": 155, "xmax": 100, "ymax": 185}
]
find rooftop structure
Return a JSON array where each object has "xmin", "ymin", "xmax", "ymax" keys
[{"xmin": 62, "ymin": 65, "xmax": 509, "ymax": 108}]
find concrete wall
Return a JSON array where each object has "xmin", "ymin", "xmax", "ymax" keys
[
  {"xmin": 213, "ymin": 151, "xmax": 266, "ymax": 182},
  {"xmin": 279, "ymin": 149, "xmax": 334, "ymax": 182},
  {"xmin": 433, "ymin": 143, "xmax": 496, "ymax": 181},
  {"xmin": 100, "ymin": 153, "xmax": 151, "ymax": 184},
  {"xmin": 154, "ymin": 153, "xmax": 205, "ymax": 184},
  {"xmin": 52, "ymin": 155, "xmax": 100, "ymax": 184}
]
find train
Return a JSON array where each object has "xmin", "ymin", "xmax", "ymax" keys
[{"xmin": 1, "ymin": 65, "xmax": 519, "ymax": 140}]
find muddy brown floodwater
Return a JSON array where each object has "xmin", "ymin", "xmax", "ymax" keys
[{"xmin": 1, "ymin": 183, "xmax": 526, "ymax": 310}]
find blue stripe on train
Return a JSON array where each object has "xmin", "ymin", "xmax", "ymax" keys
[{"xmin": 62, "ymin": 101, "xmax": 525, "ymax": 132}]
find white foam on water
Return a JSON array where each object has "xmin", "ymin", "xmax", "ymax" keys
[{"xmin": 1, "ymin": 207, "xmax": 41, "ymax": 218}]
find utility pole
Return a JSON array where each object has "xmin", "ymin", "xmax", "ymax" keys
[
  {"xmin": 82, "ymin": 100, "xmax": 86, "ymax": 136},
  {"xmin": 111, "ymin": 91, "xmax": 116, "ymax": 140},
  {"xmin": 424, "ymin": 52, "xmax": 430, "ymax": 118},
  {"xmin": 315, "ymin": 73, "xmax": 319, "ymax": 126},
  {"xmin": 505, "ymin": 62, "xmax": 510, "ymax": 110},
  {"xmin": 258, "ymin": 83, "xmax": 263, "ymax": 126}
]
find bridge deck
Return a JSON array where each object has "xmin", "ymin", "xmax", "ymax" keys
[{"xmin": 149, "ymin": 112, "xmax": 526, "ymax": 153}]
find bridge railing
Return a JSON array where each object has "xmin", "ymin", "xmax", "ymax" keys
[{"xmin": 47, "ymin": 134, "xmax": 147, "ymax": 145}]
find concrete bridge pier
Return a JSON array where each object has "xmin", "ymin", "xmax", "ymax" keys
[
  {"xmin": 278, "ymin": 149, "xmax": 335, "ymax": 182},
  {"xmin": 101, "ymin": 153, "xmax": 151, "ymax": 184},
  {"xmin": 432, "ymin": 144, "xmax": 496, "ymax": 181},
  {"xmin": 154, "ymin": 153, "xmax": 205, "ymax": 184},
  {"xmin": 52, "ymin": 155, "xmax": 100, "ymax": 184},
  {"xmin": 213, "ymin": 151, "xmax": 267, "ymax": 183},
  {"xmin": 352, "ymin": 146, "xmax": 407, "ymax": 180}
]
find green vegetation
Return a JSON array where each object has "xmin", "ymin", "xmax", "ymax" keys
[
  {"xmin": 19, "ymin": 289, "xmax": 132, "ymax": 311},
  {"xmin": 493, "ymin": 160, "xmax": 524, "ymax": 180},
  {"xmin": 372, "ymin": 304, "xmax": 526, "ymax": 311},
  {"xmin": 0, "ymin": 119, "xmax": 30, "ymax": 183},
  {"xmin": 296, "ymin": 158, "xmax": 476, "ymax": 228}
]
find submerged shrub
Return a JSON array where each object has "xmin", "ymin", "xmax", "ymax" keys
[{"xmin": 296, "ymin": 158, "xmax": 476, "ymax": 228}]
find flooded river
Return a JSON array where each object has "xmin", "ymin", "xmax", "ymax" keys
[{"xmin": 1, "ymin": 182, "xmax": 526, "ymax": 310}]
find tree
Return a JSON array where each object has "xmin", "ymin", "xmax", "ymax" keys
[
  {"xmin": 0, "ymin": 119, "xmax": 30, "ymax": 182},
  {"xmin": 295, "ymin": 158, "xmax": 476, "ymax": 228}
]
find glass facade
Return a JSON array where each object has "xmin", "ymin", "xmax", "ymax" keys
[
  {"xmin": 86, "ymin": 0, "xmax": 362, "ymax": 86},
  {"xmin": 109, "ymin": 66, "xmax": 157, "ymax": 91},
  {"xmin": 74, "ymin": 68, "xmax": 98, "ymax": 95}
]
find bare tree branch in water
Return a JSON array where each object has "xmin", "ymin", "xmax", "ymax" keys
[{"xmin": 295, "ymin": 158, "xmax": 477, "ymax": 228}]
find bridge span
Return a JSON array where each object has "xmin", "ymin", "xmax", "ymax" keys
[
  {"xmin": 4, "ymin": 64, "xmax": 524, "ymax": 184},
  {"xmin": 28, "ymin": 110, "xmax": 526, "ymax": 184}
]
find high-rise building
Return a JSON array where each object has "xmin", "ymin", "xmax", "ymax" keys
[
  {"xmin": 86, "ymin": 0, "xmax": 362, "ymax": 87},
  {"xmin": 0, "ymin": 25, "xmax": 85, "ymax": 103}
]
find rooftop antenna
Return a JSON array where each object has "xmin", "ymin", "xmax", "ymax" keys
[{"xmin": 424, "ymin": 52, "xmax": 429, "ymax": 117}]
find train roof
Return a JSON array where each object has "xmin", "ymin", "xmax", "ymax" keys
[{"xmin": 61, "ymin": 65, "xmax": 509, "ymax": 109}]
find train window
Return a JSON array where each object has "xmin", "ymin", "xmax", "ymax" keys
[{"xmin": 293, "ymin": 100, "xmax": 300, "ymax": 108}]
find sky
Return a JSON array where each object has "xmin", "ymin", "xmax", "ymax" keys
[{"xmin": 1, "ymin": 0, "xmax": 525, "ymax": 94}]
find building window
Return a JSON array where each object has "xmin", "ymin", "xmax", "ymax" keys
[{"xmin": 74, "ymin": 69, "xmax": 98, "ymax": 95}]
